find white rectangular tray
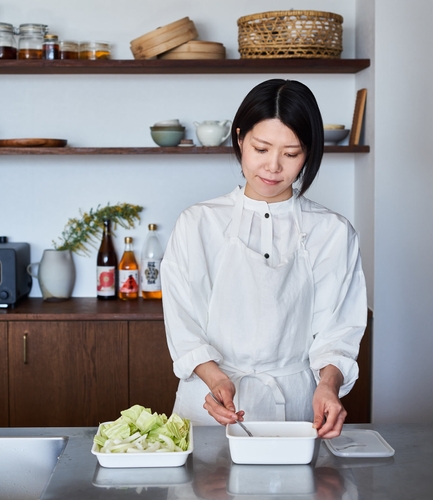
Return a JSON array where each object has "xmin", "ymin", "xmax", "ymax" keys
[
  {"xmin": 325, "ymin": 430, "xmax": 395, "ymax": 458},
  {"xmin": 91, "ymin": 423, "xmax": 193, "ymax": 468}
]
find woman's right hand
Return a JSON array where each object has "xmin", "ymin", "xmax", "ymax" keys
[
  {"xmin": 195, "ymin": 360, "xmax": 245, "ymax": 425},
  {"xmin": 204, "ymin": 380, "xmax": 245, "ymax": 425}
]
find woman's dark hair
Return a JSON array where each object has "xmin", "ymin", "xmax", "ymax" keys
[{"xmin": 231, "ymin": 79, "xmax": 324, "ymax": 196}]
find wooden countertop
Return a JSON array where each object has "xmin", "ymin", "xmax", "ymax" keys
[{"xmin": 0, "ymin": 297, "xmax": 164, "ymax": 321}]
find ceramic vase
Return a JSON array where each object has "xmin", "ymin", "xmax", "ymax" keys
[{"xmin": 27, "ymin": 249, "xmax": 76, "ymax": 301}]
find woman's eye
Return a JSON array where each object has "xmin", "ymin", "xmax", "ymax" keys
[{"xmin": 255, "ymin": 148, "xmax": 267, "ymax": 153}]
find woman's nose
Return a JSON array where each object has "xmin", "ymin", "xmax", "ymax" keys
[{"xmin": 266, "ymin": 155, "xmax": 281, "ymax": 173}]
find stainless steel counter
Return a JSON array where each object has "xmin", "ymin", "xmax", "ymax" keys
[{"xmin": 1, "ymin": 424, "xmax": 432, "ymax": 499}]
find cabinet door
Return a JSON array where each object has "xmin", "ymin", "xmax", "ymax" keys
[
  {"xmin": 0, "ymin": 323, "xmax": 8, "ymax": 426},
  {"xmin": 8, "ymin": 321, "xmax": 128, "ymax": 427},
  {"xmin": 129, "ymin": 321, "xmax": 178, "ymax": 415}
]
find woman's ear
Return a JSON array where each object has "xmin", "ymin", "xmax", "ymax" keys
[{"xmin": 236, "ymin": 128, "xmax": 242, "ymax": 151}]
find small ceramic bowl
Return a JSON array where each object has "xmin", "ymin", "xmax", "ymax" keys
[
  {"xmin": 324, "ymin": 128, "xmax": 350, "ymax": 145},
  {"xmin": 154, "ymin": 119, "xmax": 180, "ymax": 127},
  {"xmin": 150, "ymin": 128, "xmax": 185, "ymax": 147}
]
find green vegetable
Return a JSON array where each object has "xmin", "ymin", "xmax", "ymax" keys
[{"xmin": 94, "ymin": 405, "xmax": 190, "ymax": 454}]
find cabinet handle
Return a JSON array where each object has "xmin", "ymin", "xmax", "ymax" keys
[{"xmin": 23, "ymin": 332, "xmax": 28, "ymax": 364}]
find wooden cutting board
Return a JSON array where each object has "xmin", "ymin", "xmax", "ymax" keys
[{"xmin": 0, "ymin": 138, "xmax": 67, "ymax": 147}]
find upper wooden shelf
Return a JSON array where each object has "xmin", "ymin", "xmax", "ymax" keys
[
  {"xmin": 0, "ymin": 145, "xmax": 370, "ymax": 155},
  {"xmin": 0, "ymin": 58, "xmax": 370, "ymax": 75}
]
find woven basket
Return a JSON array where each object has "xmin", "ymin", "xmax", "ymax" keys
[{"xmin": 238, "ymin": 10, "xmax": 343, "ymax": 59}]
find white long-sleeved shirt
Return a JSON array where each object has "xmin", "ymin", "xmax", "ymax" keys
[{"xmin": 161, "ymin": 186, "xmax": 367, "ymax": 397}]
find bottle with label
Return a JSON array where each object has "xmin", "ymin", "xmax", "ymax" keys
[
  {"xmin": 118, "ymin": 236, "xmax": 139, "ymax": 300},
  {"xmin": 141, "ymin": 224, "xmax": 163, "ymax": 299},
  {"xmin": 96, "ymin": 219, "xmax": 118, "ymax": 300}
]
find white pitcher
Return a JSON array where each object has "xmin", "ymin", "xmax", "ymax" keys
[
  {"xmin": 193, "ymin": 120, "xmax": 232, "ymax": 147},
  {"xmin": 27, "ymin": 249, "xmax": 76, "ymax": 301}
]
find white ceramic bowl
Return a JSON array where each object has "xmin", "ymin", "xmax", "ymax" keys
[
  {"xmin": 91, "ymin": 422, "xmax": 193, "ymax": 468},
  {"xmin": 226, "ymin": 421, "xmax": 317, "ymax": 465},
  {"xmin": 154, "ymin": 119, "xmax": 180, "ymax": 127},
  {"xmin": 324, "ymin": 128, "xmax": 350, "ymax": 145}
]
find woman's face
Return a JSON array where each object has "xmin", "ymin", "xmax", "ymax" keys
[{"xmin": 238, "ymin": 119, "xmax": 306, "ymax": 203}]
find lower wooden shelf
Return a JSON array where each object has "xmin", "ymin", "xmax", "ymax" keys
[{"xmin": 0, "ymin": 145, "xmax": 370, "ymax": 155}]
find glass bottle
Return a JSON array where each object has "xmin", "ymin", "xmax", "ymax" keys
[
  {"xmin": 96, "ymin": 219, "xmax": 118, "ymax": 300},
  {"xmin": 43, "ymin": 34, "xmax": 59, "ymax": 60},
  {"xmin": 118, "ymin": 236, "xmax": 139, "ymax": 300},
  {"xmin": 17, "ymin": 23, "xmax": 48, "ymax": 59},
  {"xmin": 0, "ymin": 23, "xmax": 17, "ymax": 59},
  {"xmin": 141, "ymin": 224, "xmax": 163, "ymax": 299}
]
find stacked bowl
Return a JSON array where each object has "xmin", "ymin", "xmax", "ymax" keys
[{"xmin": 150, "ymin": 119, "xmax": 185, "ymax": 146}]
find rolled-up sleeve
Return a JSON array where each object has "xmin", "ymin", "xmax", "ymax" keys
[
  {"xmin": 161, "ymin": 213, "xmax": 223, "ymax": 380},
  {"xmin": 308, "ymin": 219, "xmax": 368, "ymax": 397}
]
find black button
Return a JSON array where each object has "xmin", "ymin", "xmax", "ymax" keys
[
  {"xmin": 264, "ymin": 253, "xmax": 269, "ymax": 259},
  {"xmin": 264, "ymin": 213, "xmax": 270, "ymax": 218}
]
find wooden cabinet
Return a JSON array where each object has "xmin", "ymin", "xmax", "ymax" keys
[
  {"xmin": 1, "ymin": 299, "xmax": 176, "ymax": 427},
  {"xmin": 1, "ymin": 298, "xmax": 371, "ymax": 426},
  {"xmin": 0, "ymin": 322, "xmax": 8, "ymax": 427},
  {"xmin": 129, "ymin": 321, "xmax": 178, "ymax": 415},
  {"xmin": 8, "ymin": 320, "xmax": 129, "ymax": 427}
]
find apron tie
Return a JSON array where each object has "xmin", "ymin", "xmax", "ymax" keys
[{"xmin": 220, "ymin": 360, "xmax": 310, "ymax": 420}]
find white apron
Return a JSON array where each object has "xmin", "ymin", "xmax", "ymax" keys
[{"xmin": 173, "ymin": 187, "xmax": 317, "ymax": 425}]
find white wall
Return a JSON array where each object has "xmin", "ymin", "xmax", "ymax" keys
[
  {"xmin": 372, "ymin": 0, "xmax": 433, "ymax": 423},
  {"xmin": 1, "ymin": 0, "xmax": 359, "ymax": 298}
]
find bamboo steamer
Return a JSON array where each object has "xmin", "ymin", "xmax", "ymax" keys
[
  {"xmin": 130, "ymin": 17, "xmax": 198, "ymax": 59},
  {"xmin": 159, "ymin": 40, "xmax": 226, "ymax": 60}
]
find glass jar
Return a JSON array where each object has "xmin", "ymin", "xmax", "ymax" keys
[
  {"xmin": 79, "ymin": 41, "xmax": 111, "ymax": 60},
  {"xmin": 59, "ymin": 40, "xmax": 78, "ymax": 59},
  {"xmin": 18, "ymin": 23, "xmax": 48, "ymax": 59},
  {"xmin": 43, "ymin": 34, "xmax": 59, "ymax": 60},
  {"xmin": 0, "ymin": 22, "xmax": 17, "ymax": 59}
]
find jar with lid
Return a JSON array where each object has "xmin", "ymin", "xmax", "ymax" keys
[
  {"xmin": 0, "ymin": 22, "xmax": 17, "ymax": 59},
  {"xmin": 79, "ymin": 41, "xmax": 111, "ymax": 60},
  {"xmin": 59, "ymin": 40, "xmax": 78, "ymax": 59},
  {"xmin": 43, "ymin": 34, "xmax": 59, "ymax": 59},
  {"xmin": 18, "ymin": 23, "xmax": 48, "ymax": 59}
]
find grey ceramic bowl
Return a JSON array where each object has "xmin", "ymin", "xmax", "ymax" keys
[
  {"xmin": 324, "ymin": 128, "xmax": 350, "ymax": 145},
  {"xmin": 150, "ymin": 128, "xmax": 185, "ymax": 147}
]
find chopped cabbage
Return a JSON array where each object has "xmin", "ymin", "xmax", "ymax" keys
[{"xmin": 94, "ymin": 405, "xmax": 190, "ymax": 454}]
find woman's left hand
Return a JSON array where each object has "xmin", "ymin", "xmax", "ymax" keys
[{"xmin": 312, "ymin": 365, "xmax": 347, "ymax": 439}]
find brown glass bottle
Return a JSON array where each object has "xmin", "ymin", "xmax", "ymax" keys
[
  {"xmin": 96, "ymin": 219, "xmax": 118, "ymax": 300},
  {"xmin": 118, "ymin": 236, "xmax": 139, "ymax": 300}
]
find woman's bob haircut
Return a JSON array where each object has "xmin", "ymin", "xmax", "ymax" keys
[{"xmin": 231, "ymin": 79, "xmax": 324, "ymax": 196}]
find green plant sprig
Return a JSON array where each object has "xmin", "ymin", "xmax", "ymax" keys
[{"xmin": 53, "ymin": 203, "xmax": 143, "ymax": 255}]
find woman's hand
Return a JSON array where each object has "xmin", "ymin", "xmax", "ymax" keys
[
  {"xmin": 195, "ymin": 361, "xmax": 244, "ymax": 425},
  {"xmin": 312, "ymin": 365, "xmax": 347, "ymax": 439}
]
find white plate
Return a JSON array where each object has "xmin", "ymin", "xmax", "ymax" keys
[
  {"xmin": 91, "ymin": 422, "xmax": 193, "ymax": 468},
  {"xmin": 325, "ymin": 430, "xmax": 395, "ymax": 458}
]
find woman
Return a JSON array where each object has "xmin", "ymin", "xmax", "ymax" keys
[{"xmin": 161, "ymin": 79, "xmax": 367, "ymax": 439}]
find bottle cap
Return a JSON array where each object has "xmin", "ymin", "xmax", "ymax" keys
[
  {"xmin": 125, "ymin": 236, "xmax": 133, "ymax": 243},
  {"xmin": 148, "ymin": 223, "xmax": 157, "ymax": 231}
]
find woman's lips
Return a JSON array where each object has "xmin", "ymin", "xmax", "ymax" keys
[{"xmin": 259, "ymin": 177, "xmax": 281, "ymax": 185}]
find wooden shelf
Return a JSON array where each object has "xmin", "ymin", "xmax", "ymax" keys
[
  {"xmin": 0, "ymin": 145, "xmax": 370, "ymax": 155},
  {"xmin": 0, "ymin": 58, "xmax": 370, "ymax": 75}
]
